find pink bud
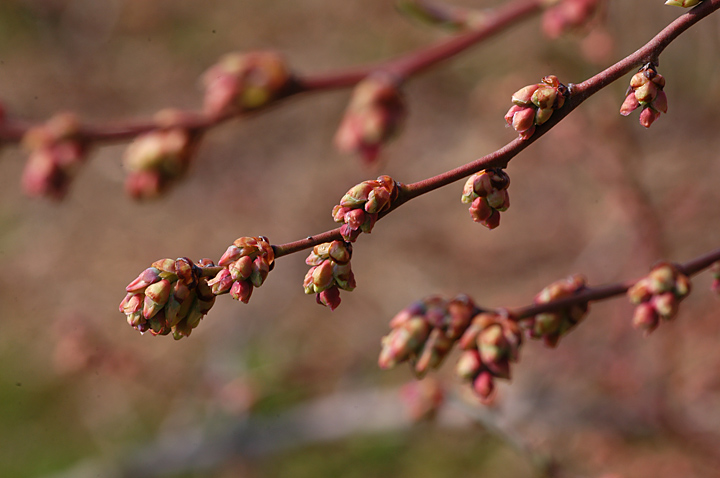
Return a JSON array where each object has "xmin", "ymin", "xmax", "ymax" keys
[
  {"xmin": 317, "ymin": 286, "xmax": 341, "ymax": 311},
  {"xmin": 218, "ymin": 245, "xmax": 242, "ymax": 267},
  {"xmin": 126, "ymin": 267, "xmax": 161, "ymax": 293},
  {"xmin": 473, "ymin": 371, "xmax": 495, "ymax": 400},
  {"xmin": 619, "ymin": 93, "xmax": 640, "ymax": 116},
  {"xmin": 639, "ymin": 107, "xmax": 661, "ymax": 128},
  {"xmin": 230, "ymin": 280, "xmax": 253, "ymax": 303}
]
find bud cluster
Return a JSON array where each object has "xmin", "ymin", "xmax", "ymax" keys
[
  {"xmin": 461, "ymin": 168, "xmax": 510, "ymax": 229},
  {"xmin": 202, "ymin": 51, "xmax": 291, "ymax": 116},
  {"xmin": 525, "ymin": 274, "xmax": 589, "ymax": 347},
  {"xmin": 665, "ymin": 0, "xmax": 703, "ymax": 7},
  {"xmin": 303, "ymin": 241, "xmax": 356, "ymax": 311},
  {"xmin": 619, "ymin": 63, "xmax": 667, "ymax": 128},
  {"xmin": 21, "ymin": 112, "xmax": 88, "ymax": 200},
  {"xmin": 120, "ymin": 257, "xmax": 217, "ymax": 339},
  {"xmin": 627, "ymin": 263, "xmax": 691, "ymax": 335},
  {"xmin": 456, "ymin": 311, "xmax": 522, "ymax": 400},
  {"xmin": 505, "ymin": 75, "xmax": 568, "ymax": 140},
  {"xmin": 123, "ymin": 111, "xmax": 199, "ymax": 199},
  {"xmin": 334, "ymin": 73, "xmax": 407, "ymax": 164},
  {"xmin": 542, "ymin": 0, "xmax": 601, "ymax": 39},
  {"xmin": 332, "ymin": 175, "xmax": 400, "ymax": 242},
  {"xmin": 378, "ymin": 295, "xmax": 476, "ymax": 378},
  {"xmin": 208, "ymin": 236, "xmax": 275, "ymax": 304}
]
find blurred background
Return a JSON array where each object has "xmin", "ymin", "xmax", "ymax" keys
[{"xmin": 1, "ymin": 0, "xmax": 720, "ymax": 477}]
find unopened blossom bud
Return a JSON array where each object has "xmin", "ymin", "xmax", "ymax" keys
[
  {"xmin": 505, "ymin": 76, "xmax": 568, "ymax": 139},
  {"xmin": 461, "ymin": 169, "xmax": 510, "ymax": 230},
  {"xmin": 400, "ymin": 377, "xmax": 445, "ymax": 423},
  {"xmin": 620, "ymin": 63, "xmax": 667, "ymax": 128},
  {"xmin": 202, "ymin": 51, "xmax": 291, "ymax": 116},
  {"xmin": 333, "ymin": 176, "xmax": 400, "ymax": 242},
  {"xmin": 456, "ymin": 350, "xmax": 483, "ymax": 382},
  {"xmin": 665, "ymin": 0, "xmax": 702, "ymax": 7},
  {"xmin": 123, "ymin": 117, "xmax": 200, "ymax": 200},
  {"xmin": 528, "ymin": 275, "xmax": 588, "ymax": 347},
  {"xmin": 542, "ymin": 0, "xmax": 601, "ymax": 39},
  {"xmin": 21, "ymin": 112, "xmax": 88, "ymax": 200},
  {"xmin": 334, "ymin": 72, "xmax": 407, "ymax": 164},
  {"xmin": 627, "ymin": 262, "xmax": 691, "ymax": 334},
  {"xmin": 121, "ymin": 258, "xmax": 219, "ymax": 339},
  {"xmin": 210, "ymin": 236, "xmax": 274, "ymax": 305},
  {"xmin": 711, "ymin": 262, "xmax": 720, "ymax": 295},
  {"xmin": 379, "ymin": 295, "xmax": 480, "ymax": 378},
  {"xmin": 473, "ymin": 371, "xmax": 495, "ymax": 401},
  {"xmin": 304, "ymin": 240, "xmax": 355, "ymax": 310}
]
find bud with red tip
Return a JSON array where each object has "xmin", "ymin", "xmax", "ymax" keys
[
  {"xmin": 505, "ymin": 75, "xmax": 568, "ymax": 140},
  {"xmin": 379, "ymin": 295, "xmax": 477, "ymax": 378},
  {"xmin": 209, "ymin": 236, "xmax": 275, "ymax": 305},
  {"xmin": 303, "ymin": 240, "xmax": 355, "ymax": 311},
  {"xmin": 202, "ymin": 51, "xmax": 292, "ymax": 116},
  {"xmin": 627, "ymin": 262, "xmax": 691, "ymax": 335},
  {"xmin": 123, "ymin": 110, "xmax": 201, "ymax": 200},
  {"xmin": 619, "ymin": 63, "xmax": 667, "ymax": 128},
  {"xmin": 461, "ymin": 168, "xmax": 510, "ymax": 230},
  {"xmin": 21, "ymin": 112, "xmax": 88, "ymax": 200},
  {"xmin": 334, "ymin": 72, "xmax": 407, "ymax": 164},
  {"xmin": 332, "ymin": 175, "xmax": 400, "ymax": 242},
  {"xmin": 456, "ymin": 311, "xmax": 522, "ymax": 401},
  {"xmin": 525, "ymin": 274, "xmax": 589, "ymax": 347},
  {"xmin": 120, "ymin": 257, "xmax": 218, "ymax": 339}
]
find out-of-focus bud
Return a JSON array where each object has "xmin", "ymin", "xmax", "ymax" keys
[
  {"xmin": 711, "ymin": 262, "xmax": 720, "ymax": 295},
  {"xmin": 527, "ymin": 274, "xmax": 588, "ymax": 347},
  {"xmin": 455, "ymin": 311, "xmax": 522, "ymax": 400},
  {"xmin": 123, "ymin": 111, "xmax": 200, "ymax": 200},
  {"xmin": 400, "ymin": 377, "xmax": 445, "ymax": 423},
  {"xmin": 21, "ymin": 112, "xmax": 88, "ymax": 200},
  {"xmin": 542, "ymin": 0, "xmax": 602, "ymax": 39},
  {"xmin": 397, "ymin": 0, "xmax": 487, "ymax": 31},
  {"xmin": 303, "ymin": 240, "xmax": 355, "ymax": 310},
  {"xmin": 202, "ymin": 51, "xmax": 291, "ymax": 116},
  {"xmin": 379, "ymin": 295, "xmax": 479, "ymax": 378},
  {"xmin": 334, "ymin": 73, "xmax": 406, "ymax": 164},
  {"xmin": 461, "ymin": 168, "xmax": 510, "ymax": 230},
  {"xmin": 619, "ymin": 63, "xmax": 667, "ymax": 128},
  {"xmin": 628, "ymin": 262, "xmax": 691, "ymax": 334},
  {"xmin": 665, "ymin": 0, "xmax": 703, "ymax": 7},
  {"xmin": 120, "ymin": 258, "xmax": 218, "ymax": 339},
  {"xmin": 505, "ymin": 76, "xmax": 568, "ymax": 139},
  {"xmin": 333, "ymin": 175, "xmax": 400, "ymax": 242}
]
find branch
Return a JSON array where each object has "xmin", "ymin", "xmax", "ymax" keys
[{"xmin": 0, "ymin": 0, "xmax": 545, "ymax": 145}]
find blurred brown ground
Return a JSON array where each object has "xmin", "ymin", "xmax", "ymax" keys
[{"xmin": 0, "ymin": 1, "xmax": 719, "ymax": 477}]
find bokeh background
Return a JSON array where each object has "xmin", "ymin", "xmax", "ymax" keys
[{"xmin": 1, "ymin": 1, "xmax": 720, "ymax": 477}]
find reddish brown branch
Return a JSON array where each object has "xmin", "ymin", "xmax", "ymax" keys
[
  {"xmin": 273, "ymin": 0, "xmax": 720, "ymax": 258},
  {"xmin": 0, "ymin": 0, "xmax": 545, "ymax": 145},
  {"xmin": 511, "ymin": 246, "xmax": 720, "ymax": 320}
]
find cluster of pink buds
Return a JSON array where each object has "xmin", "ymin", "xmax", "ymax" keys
[
  {"xmin": 456, "ymin": 311, "xmax": 522, "ymax": 401},
  {"xmin": 202, "ymin": 51, "xmax": 292, "ymax": 117},
  {"xmin": 665, "ymin": 0, "xmax": 703, "ymax": 7},
  {"xmin": 378, "ymin": 295, "xmax": 476, "ymax": 378},
  {"xmin": 123, "ymin": 110, "xmax": 200, "ymax": 200},
  {"xmin": 620, "ymin": 63, "xmax": 667, "ymax": 128},
  {"xmin": 208, "ymin": 236, "xmax": 275, "ymax": 304},
  {"xmin": 711, "ymin": 262, "xmax": 720, "ymax": 295},
  {"xmin": 542, "ymin": 0, "xmax": 602, "ymax": 39},
  {"xmin": 332, "ymin": 175, "xmax": 400, "ymax": 242},
  {"xmin": 505, "ymin": 75, "xmax": 568, "ymax": 140},
  {"xmin": 120, "ymin": 257, "xmax": 217, "ymax": 339},
  {"xmin": 628, "ymin": 263, "xmax": 691, "ymax": 335},
  {"xmin": 303, "ymin": 241, "xmax": 356, "ymax": 311},
  {"xmin": 334, "ymin": 72, "xmax": 407, "ymax": 164},
  {"xmin": 21, "ymin": 112, "xmax": 88, "ymax": 200},
  {"xmin": 525, "ymin": 274, "xmax": 589, "ymax": 347},
  {"xmin": 460, "ymin": 168, "xmax": 510, "ymax": 229}
]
